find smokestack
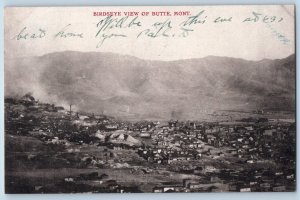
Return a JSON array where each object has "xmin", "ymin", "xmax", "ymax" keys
[{"xmin": 69, "ymin": 104, "xmax": 73, "ymax": 120}]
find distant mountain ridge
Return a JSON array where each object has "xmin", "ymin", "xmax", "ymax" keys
[{"xmin": 5, "ymin": 51, "xmax": 295, "ymax": 120}]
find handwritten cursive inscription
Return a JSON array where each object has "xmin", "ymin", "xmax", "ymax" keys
[
  {"xmin": 54, "ymin": 24, "xmax": 84, "ymax": 38},
  {"xmin": 11, "ymin": 10, "xmax": 290, "ymax": 48},
  {"xmin": 13, "ymin": 27, "xmax": 46, "ymax": 40},
  {"xmin": 137, "ymin": 19, "xmax": 172, "ymax": 38},
  {"xmin": 95, "ymin": 16, "xmax": 141, "ymax": 47}
]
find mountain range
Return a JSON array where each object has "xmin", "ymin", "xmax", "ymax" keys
[{"xmin": 5, "ymin": 51, "xmax": 295, "ymax": 120}]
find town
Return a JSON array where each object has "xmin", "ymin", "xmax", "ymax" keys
[{"xmin": 5, "ymin": 94, "xmax": 296, "ymax": 193}]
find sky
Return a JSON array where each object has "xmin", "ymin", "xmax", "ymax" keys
[{"xmin": 4, "ymin": 5, "xmax": 295, "ymax": 61}]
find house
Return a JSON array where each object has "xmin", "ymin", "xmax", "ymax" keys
[
  {"xmin": 189, "ymin": 183, "xmax": 203, "ymax": 189},
  {"xmin": 260, "ymin": 183, "xmax": 271, "ymax": 191},
  {"xmin": 263, "ymin": 129, "xmax": 274, "ymax": 136},
  {"xmin": 228, "ymin": 184, "xmax": 237, "ymax": 191},
  {"xmin": 286, "ymin": 174, "xmax": 294, "ymax": 180},
  {"xmin": 245, "ymin": 126, "xmax": 254, "ymax": 131},
  {"xmin": 246, "ymin": 160, "xmax": 255, "ymax": 164},
  {"xmin": 152, "ymin": 187, "xmax": 163, "ymax": 193},
  {"xmin": 55, "ymin": 106, "xmax": 65, "ymax": 112},
  {"xmin": 105, "ymin": 124, "xmax": 118, "ymax": 131},
  {"xmin": 183, "ymin": 179, "xmax": 198, "ymax": 188},
  {"xmin": 250, "ymin": 181, "xmax": 258, "ymax": 186},
  {"xmin": 193, "ymin": 166, "xmax": 203, "ymax": 174},
  {"xmin": 210, "ymin": 176, "xmax": 221, "ymax": 183},
  {"xmin": 168, "ymin": 121, "xmax": 178, "ymax": 128},
  {"xmin": 140, "ymin": 132, "xmax": 151, "ymax": 138},
  {"xmin": 163, "ymin": 186, "xmax": 175, "ymax": 192},
  {"xmin": 21, "ymin": 93, "xmax": 36, "ymax": 104},
  {"xmin": 237, "ymin": 138, "xmax": 243, "ymax": 143},
  {"xmin": 163, "ymin": 159, "xmax": 173, "ymax": 164},
  {"xmin": 217, "ymin": 152, "xmax": 225, "ymax": 157},
  {"xmin": 107, "ymin": 182, "xmax": 119, "ymax": 190},
  {"xmin": 113, "ymin": 146, "xmax": 123, "ymax": 150},
  {"xmin": 240, "ymin": 187, "xmax": 251, "ymax": 192},
  {"xmin": 34, "ymin": 186, "xmax": 43, "ymax": 192},
  {"xmin": 273, "ymin": 186, "xmax": 286, "ymax": 192},
  {"xmin": 156, "ymin": 159, "xmax": 162, "ymax": 164},
  {"xmin": 64, "ymin": 177, "xmax": 74, "ymax": 182}
]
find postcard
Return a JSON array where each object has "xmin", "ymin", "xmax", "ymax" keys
[{"xmin": 4, "ymin": 5, "xmax": 295, "ymax": 193}]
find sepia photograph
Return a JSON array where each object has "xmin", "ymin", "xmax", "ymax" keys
[{"xmin": 4, "ymin": 5, "xmax": 296, "ymax": 193}]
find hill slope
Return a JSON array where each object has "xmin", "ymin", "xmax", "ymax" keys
[{"xmin": 5, "ymin": 51, "xmax": 295, "ymax": 120}]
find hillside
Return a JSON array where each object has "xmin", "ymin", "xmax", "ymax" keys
[{"xmin": 5, "ymin": 51, "xmax": 295, "ymax": 120}]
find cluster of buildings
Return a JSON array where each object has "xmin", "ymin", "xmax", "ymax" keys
[
  {"xmin": 133, "ymin": 119, "xmax": 296, "ymax": 192},
  {"xmin": 136, "ymin": 120, "xmax": 295, "ymax": 162},
  {"xmin": 5, "ymin": 95, "xmax": 296, "ymax": 192},
  {"xmin": 150, "ymin": 166, "xmax": 295, "ymax": 193}
]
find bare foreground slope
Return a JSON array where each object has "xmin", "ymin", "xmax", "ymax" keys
[{"xmin": 5, "ymin": 53, "xmax": 296, "ymax": 193}]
